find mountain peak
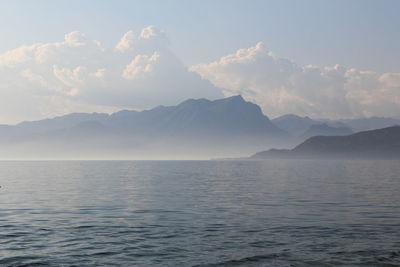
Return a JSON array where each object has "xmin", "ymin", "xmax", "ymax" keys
[
  {"xmin": 212, "ymin": 95, "xmax": 248, "ymax": 106},
  {"xmin": 178, "ymin": 98, "xmax": 211, "ymax": 106},
  {"xmin": 224, "ymin": 95, "xmax": 245, "ymax": 102},
  {"xmin": 178, "ymin": 95, "xmax": 246, "ymax": 108}
]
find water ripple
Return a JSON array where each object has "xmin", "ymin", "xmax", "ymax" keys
[{"xmin": 0, "ymin": 160, "xmax": 399, "ymax": 266}]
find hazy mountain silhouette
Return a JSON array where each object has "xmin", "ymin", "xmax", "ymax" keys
[
  {"xmin": 107, "ymin": 95, "xmax": 284, "ymax": 137},
  {"xmin": 3, "ymin": 95, "xmax": 399, "ymax": 159},
  {"xmin": 299, "ymin": 123, "xmax": 353, "ymax": 141},
  {"xmin": 272, "ymin": 114, "xmax": 316, "ymax": 136},
  {"xmin": 272, "ymin": 113, "xmax": 400, "ymax": 140},
  {"xmin": 338, "ymin": 117, "xmax": 400, "ymax": 132},
  {"xmin": 272, "ymin": 114, "xmax": 351, "ymax": 137},
  {"xmin": 252, "ymin": 126, "xmax": 400, "ymax": 159},
  {"xmin": 0, "ymin": 95, "xmax": 289, "ymax": 159}
]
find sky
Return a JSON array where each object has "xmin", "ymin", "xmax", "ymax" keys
[{"xmin": 0, "ymin": 0, "xmax": 399, "ymax": 124}]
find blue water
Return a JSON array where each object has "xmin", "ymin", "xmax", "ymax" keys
[{"xmin": 0, "ymin": 160, "xmax": 400, "ymax": 266}]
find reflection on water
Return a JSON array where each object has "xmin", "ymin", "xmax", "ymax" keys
[{"xmin": 0, "ymin": 160, "xmax": 400, "ymax": 266}]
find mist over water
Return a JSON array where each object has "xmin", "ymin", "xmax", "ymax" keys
[{"xmin": 1, "ymin": 160, "xmax": 400, "ymax": 266}]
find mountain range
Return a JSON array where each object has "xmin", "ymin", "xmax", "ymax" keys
[
  {"xmin": 1, "ymin": 95, "xmax": 399, "ymax": 159},
  {"xmin": 0, "ymin": 95, "xmax": 287, "ymax": 159},
  {"xmin": 272, "ymin": 114, "xmax": 354, "ymax": 142},
  {"xmin": 299, "ymin": 123, "xmax": 353, "ymax": 141}
]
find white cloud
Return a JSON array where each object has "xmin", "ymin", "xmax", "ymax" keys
[
  {"xmin": 1, "ymin": 30, "xmax": 398, "ymax": 124},
  {"xmin": 122, "ymin": 52, "xmax": 160, "ymax": 80},
  {"xmin": 53, "ymin": 65, "xmax": 86, "ymax": 96},
  {"xmin": 0, "ymin": 26, "xmax": 222, "ymax": 124},
  {"xmin": 115, "ymin": 30, "xmax": 134, "ymax": 52},
  {"xmin": 140, "ymin": 25, "xmax": 163, "ymax": 40},
  {"xmin": 64, "ymin": 31, "xmax": 87, "ymax": 47},
  {"xmin": 191, "ymin": 42, "xmax": 400, "ymax": 119}
]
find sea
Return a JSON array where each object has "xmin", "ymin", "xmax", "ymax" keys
[{"xmin": 0, "ymin": 160, "xmax": 399, "ymax": 266}]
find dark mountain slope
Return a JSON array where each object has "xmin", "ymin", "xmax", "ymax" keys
[{"xmin": 252, "ymin": 126, "xmax": 400, "ymax": 159}]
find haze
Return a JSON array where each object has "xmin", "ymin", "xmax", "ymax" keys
[{"xmin": 1, "ymin": 3, "xmax": 400, "ymax": 265}]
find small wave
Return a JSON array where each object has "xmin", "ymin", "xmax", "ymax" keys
[
  {"xmin": 193, "ymin": 253, "xmax": 288, "ymax": 266},
  {"xmin": 0, "ymin": 255, "xmax": 43, "ymax": 266}
]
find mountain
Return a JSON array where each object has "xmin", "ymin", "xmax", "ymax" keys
[
  {"xmin": 252, "ymin": 126, "xmax": 400, "ymax": 159},
  {"xmin": 107, "ymin": 95, "xmax": 284, "ymax": 137},
  {"xmin": 338, "ymin": 117, "xmax": 400, "ymax": 132},
  {"xmin": 272, "ymin": 114, "xmax": 400, "ymax": 139},
  {"xmin": 299, "ymin": 123, "xmax": 353, "ymax": 141},
  {"xmin": 0, "ymin": 95, "xmax": 289, "ymax": 159},
  {"xmin": 16, "ymin": 112, "xmax": 108, "ymax": 132},
  {"xmin": 272, "ymin": 114, "xmax": 351, "ymax": 137},
  {"xmin": 272, "ymin": 114, "xmax": 316, "ymax": 136}
]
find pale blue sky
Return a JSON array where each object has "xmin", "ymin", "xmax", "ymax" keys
[{"xmin": 1, "ymin": 0, "xmax": 399, "ymax": 72}]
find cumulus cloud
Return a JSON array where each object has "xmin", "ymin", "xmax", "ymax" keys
[
  {"xmin": 122, "ymin": 52, "xmax": 160, "ymax": 79},
  {"xmin": 64, "ymin": 31, "xmax": 87, "ymax": 47},
  {"xmin": 1, "ymin": 30, "xmax": 399, "ymax": 124},
  {"xmin": 115, "ymin": 30, "xmax": 135, "ymax": 52},
  {"xmin": 191, "ymin": 42, "xmax": 400, "ymax": 119},
  {"xmin": 0, "ymin": 26, "xmax": 221, "ymax": 124}
]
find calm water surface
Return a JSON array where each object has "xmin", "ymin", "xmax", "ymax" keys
[{"xmin": 0, "ymin": 160, "xmax": 400, "ymax": 266}]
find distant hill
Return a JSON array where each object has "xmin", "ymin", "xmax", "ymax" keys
[
  {"xmin": 272, "ymin": 114, "xmax": 352, "ymax": 137},
  {"xmin": 299, "ymin": 123, "xmax": 353, "ymax": 141},
  {"xmin": 0, "ymin": 95, "xmax": 289, "ymax": 159},
  {"xmin": 338, "ymin": 117, "xmax": 400, "ymax": 132},
  {"xmin": 272, "ymin": 114, "xmax": 400, "ymax": 136},
  {"xmin": 272, "ymin": 114, "xmax": 316, "ymax": 136},
  {"xmin": 252, "ymin": 126, "xmax": 400, "ymax": 159}
]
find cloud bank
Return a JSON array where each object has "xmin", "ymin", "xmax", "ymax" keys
[
  {"xmin": 191, "ymin": 42, "xmax": 400, "ymax": 119},
  {"xmin": 0, "ymin": 26, "xmax": 221, "ymax": 124},
  {"xmin": 0, "ymin": 29, "xmax": 399, "ymax": 124}
]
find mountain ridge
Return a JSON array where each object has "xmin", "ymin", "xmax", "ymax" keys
[
  {"xmin": 0, "ymin": 95, "xmax": 288, "ymax": 159},
  {"xmin": 252, "ymin": 126, "xmax": 400, "ymax": 159}
]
